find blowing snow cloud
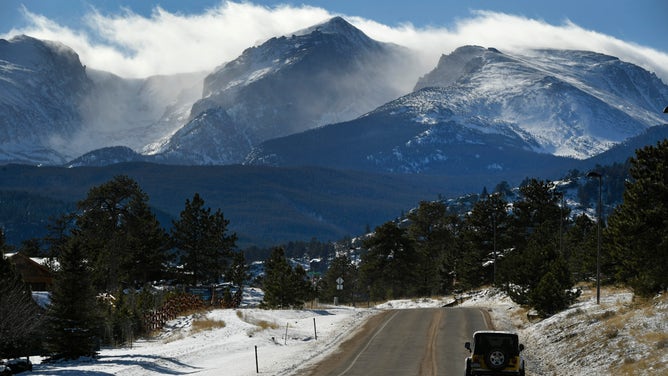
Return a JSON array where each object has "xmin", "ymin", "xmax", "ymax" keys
[{"xmin": 3, "ymin": 1, "xmax": 667, "ymax": 84}]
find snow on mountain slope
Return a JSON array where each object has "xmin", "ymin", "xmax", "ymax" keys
[
  {"xmin": 414, "ymin": 46, "xmax": 668, "ymax": 159},
  {"xmin": 80, "ymin": 69, "xmax": 205, "ymax": 155},
  {"xmin": 0, "ymin": 35, "xmax": 206, "ymax": 165},
  {"xmin": 0, "ymin": 35, "xmax": 91, "ymax": 164},
  {"xmin": 244, "ymin": 86, "xmax": 573, "ymax": 182},
  {"xmin": 156, "ymin": 17, "xmax": 419, "ymax": 164},
  {"xmin": 245, "ymin": 45, "xmax": 668, "ymax": 179}
]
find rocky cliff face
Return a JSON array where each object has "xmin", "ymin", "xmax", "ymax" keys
[{"xmin": 0, "ymin": 35, "xmax": 91, "ymax": 164}]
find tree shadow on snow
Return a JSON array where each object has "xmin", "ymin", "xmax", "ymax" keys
[
  {"xmin": 309, "ymin": 310, "xmax": 335, "ymax": 316},
  {"xmin": 35, "ymin": 354, "xmax": 203, "ymax": 375}
]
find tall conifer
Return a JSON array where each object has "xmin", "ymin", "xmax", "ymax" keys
[
  {"xmin": 44, "ymin": 238, "xmax": 99, "ymax": 360},
  {"xmin": 171, "ymin": 193, "xmax": 237, "ymax": 285},
  {"xmin": 607, "ymin": 140, "xmax": 668, "ymax": 295}
]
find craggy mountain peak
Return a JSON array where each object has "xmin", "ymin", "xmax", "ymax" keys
[
  {"xmin": 291, "ymin": 16, "xmax": 378, "ymax": 48},
  {"xmin": 407, "ymin": 46, "xmax": 667, "ymax": 159},
  {"xmin": 0, "ymin": 34, "xmax": 91, "ymax": 164},
  {"xmin": 202, "ymin": 16, "xmax": 386, "ymax": 99},
  {"xmin": 0, "ymin": 34, "xmax": 84, "ymax": 72},
  {"xmin": 162, "ymin": 16, "xmax": 416, "ymax": 164}
]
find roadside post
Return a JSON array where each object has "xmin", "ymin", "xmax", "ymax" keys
[
  {"xmin": 313, "ymin": 318, "xmax": 317, "ymax": 340},
  {"xmin": 335, "ymin": 276, "xmax": 343, "ymax": 305},
  {"xmin": 255, "ymin": 345, "xmax": 259, "ymax": 373}
]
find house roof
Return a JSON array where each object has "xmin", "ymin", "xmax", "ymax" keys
[{"xmin": 6, "ymin": 252, "xmax": 54, "ymax": 286}]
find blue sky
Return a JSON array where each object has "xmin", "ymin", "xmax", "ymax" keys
[{"xmin": 1, "ymin": 0, "xmax": 667, "ymax": 80}]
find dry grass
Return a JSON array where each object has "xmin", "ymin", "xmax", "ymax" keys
[
  {"xmin": 191, "ymin": 316, "xmax": 226, "ymax": 333},
  {"xmin": 616, "ymin": 360, "xmax": 645, "ymax": 375},
  {"xmin": 254, "ymin": 319, "xmax": 279, "ymax": 330},
  {"xmin": 236, "ymin": 310, "xmax": 279, "ymax": 337},
  {"xmin": 606, "ymin": 292, "xmax": 667, "ymax": 375}
]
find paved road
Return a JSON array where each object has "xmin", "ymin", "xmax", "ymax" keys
[{"xmin": 303, "ymin": 307, "xmax": 491, "ymax": 376}]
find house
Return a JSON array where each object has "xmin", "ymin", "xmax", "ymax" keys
[{"xmin": 6, "ymin": 253, "xmax": 54, "ymax": 291}]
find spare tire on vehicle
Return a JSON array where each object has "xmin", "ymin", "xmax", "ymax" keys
[{"xmin": 486, "ymin": 348, "xmax": 509, "ymax": 370}]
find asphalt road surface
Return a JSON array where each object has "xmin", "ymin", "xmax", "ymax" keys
[{"xmin": 303, "ymin": 307, "xmax": 492, "ymax": 376}]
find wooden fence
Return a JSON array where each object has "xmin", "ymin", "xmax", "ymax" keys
[{"xmin": 143, "ymin": 293, "xmax": 205, "ymax": 332}]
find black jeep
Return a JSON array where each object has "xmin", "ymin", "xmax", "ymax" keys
[{"xmin": 464, "ymin": 331, "xmax": 525, "ymax": 376}]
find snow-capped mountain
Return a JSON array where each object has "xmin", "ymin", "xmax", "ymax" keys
[
  {"xmin": 0, "ymin": 35, "xmax": 205, "ymax": 165},
  {"xmin": 245, "ymin": 46, "xmax": 668, "ymax": 176},
  {"xmin": 154, "ymin": 16, "xmax": 418, "ymax": 164},
  {"xmin": 1, "ymin": 26, "xmax": 667, "ymax": 169},
  {"xmin": 0, "ymin": 35, "xmax": 91, "ymax": 165},
  {"xmin": 413, "ymin": 46, "xmax": 667, "ymax": 158}
]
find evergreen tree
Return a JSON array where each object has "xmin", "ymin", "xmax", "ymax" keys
[
  {"xmin": 228, "ymin": 251, "xmax": 249, "ymax": 289},
  {"xmin": 321, "ymin": 254, "xmax": 357, "ymax": 304},
  {"xmin": 459, "ymin": 193, "xmax": 510, "ymax": 287},
  {"xmin": 19, "ymin": 238, "xmax": 42, "ymax": 256},
  {"xmin": 563, "ymin": 214, "xmax": 598, "ymax": 282},
  {"xmin": 171, "ymin": 193, "xmax": 237, "ymax": 285},
  {"xmin": 493, "ymin": 181, "xmax": 513, "ymax": 198},
  {"xmin": 407, "ymin": 201, "xmax": 458, "ymax": 295},
  {"xmin": 499, "ymin": 179, "xmax": 576, "ymax": 310},
  {"xmin": 44, "ymin": 238, "xmax": 99, "ymax": 360},
  {"xmin": 74, "ymin": 175, "xmax": 169, "ymax": 291},
  {"xmin": 123, "ymin": 196, "xmax": 171, "ymax": 285},
  {"xmin": 0, "ymin": 229, "xmax": 43, "ymax": 358},
  {"xmin": 261, "ymin": 248, "xmax": 308, "ymax": 308},
  {"xmin": 360, "ymin": 221, "xmax": 417, "ymax": 300},
  {"xmin": 225, "ymin": 251, "xmax": 249, "ymax": 307},
  {"xmin": 528, "ymin": 255, "xmax": 579, "ymax": 316},
  {"xmin": 606, "ymin": 140, "xmax": 668, "ymax": 295},
  {"xmin": 292, "ymin": 264, "xmax": 313, "ymax": 305},
  {"xmin": 43, "ymin": 214, "xmax": 75, "ymax": 271}
]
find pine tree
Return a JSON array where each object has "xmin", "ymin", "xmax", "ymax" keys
[
  {"xmin": 43, "ymin": 213, "xmax": 75, "ymax": 271},
  {"xmin": 460, "ymin": 193, "xmax": 510, "ymax": 287},
  {"xmin": 44, "ymin": 238, "xmax": 99, "ymax": 360},
  {"xmin": 360, "ymin": 221, "xmax": 417, "ymax": 300},
  {"xmin": 407, "ymin": 201, "xmax": 458, "ymax": 295},
  {"xmin": 74, "ymin": 175, "xmax": 169, "ymax": 291},
  {"xmin": 529, "ymin": 257, "xmax": 579, "ymax": 316},
  {"xmin": 261, "ymin": 247, "xmax": 304, "ymax": 308},
  {"xmin": 123, "ymin": 196, "xmax": 171, "ymax": 285},
  {"xmin": 0, "ymin": 230, "xmax": 44, "ymax": 358},
  {"xmin": 563, "ymin": 214, "xmax": 598, "ymax": 282},
  {"xmin": 321, "ymin": 254, "xmax": 356, "ymax": 304},
  {"xmin": 606, "ymin": 140, "xmax": 668, "ymax": 295},
  {"xmin": 228, "ymin": 251, "xmax": 249, "ymax": 289},
  {"xmin": 171, "ymin": 193, "xmax": 237, "ymax": 285},
  {"xmin": 500, "ymin": 179, "xmax": 575, "ymax": 309},
  {"xmin": 226, "ymin": 251, "xmax": 249, "ymax": 307},
  {"xmin": 291, "ymin": 264, "xmax": 313, "ymax": 305}
]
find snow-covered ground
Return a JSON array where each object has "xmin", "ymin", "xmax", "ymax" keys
[
  {"xmin": 28, "ymin": 285, "xmax": 666, "ymax": 375},
  {"xmin": 456, "ymin": 286, "xmax": 668, "ymax": 376}
]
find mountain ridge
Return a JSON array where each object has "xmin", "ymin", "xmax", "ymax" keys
[
  {"xmin": 156, "ymin": 16, "xmax": 418, "ymax": 164},
  {"xmin": 2, "ymin": 24, "xmax": 667, "ymax": 169}
]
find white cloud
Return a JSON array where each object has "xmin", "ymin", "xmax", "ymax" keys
[
  {"xmin": 3, "ymin": 2, "xmax": 668, "ymax": 84},
  {"xmin": 354, "ymin": 11, "xmax": 668, "ymax": 84}
]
